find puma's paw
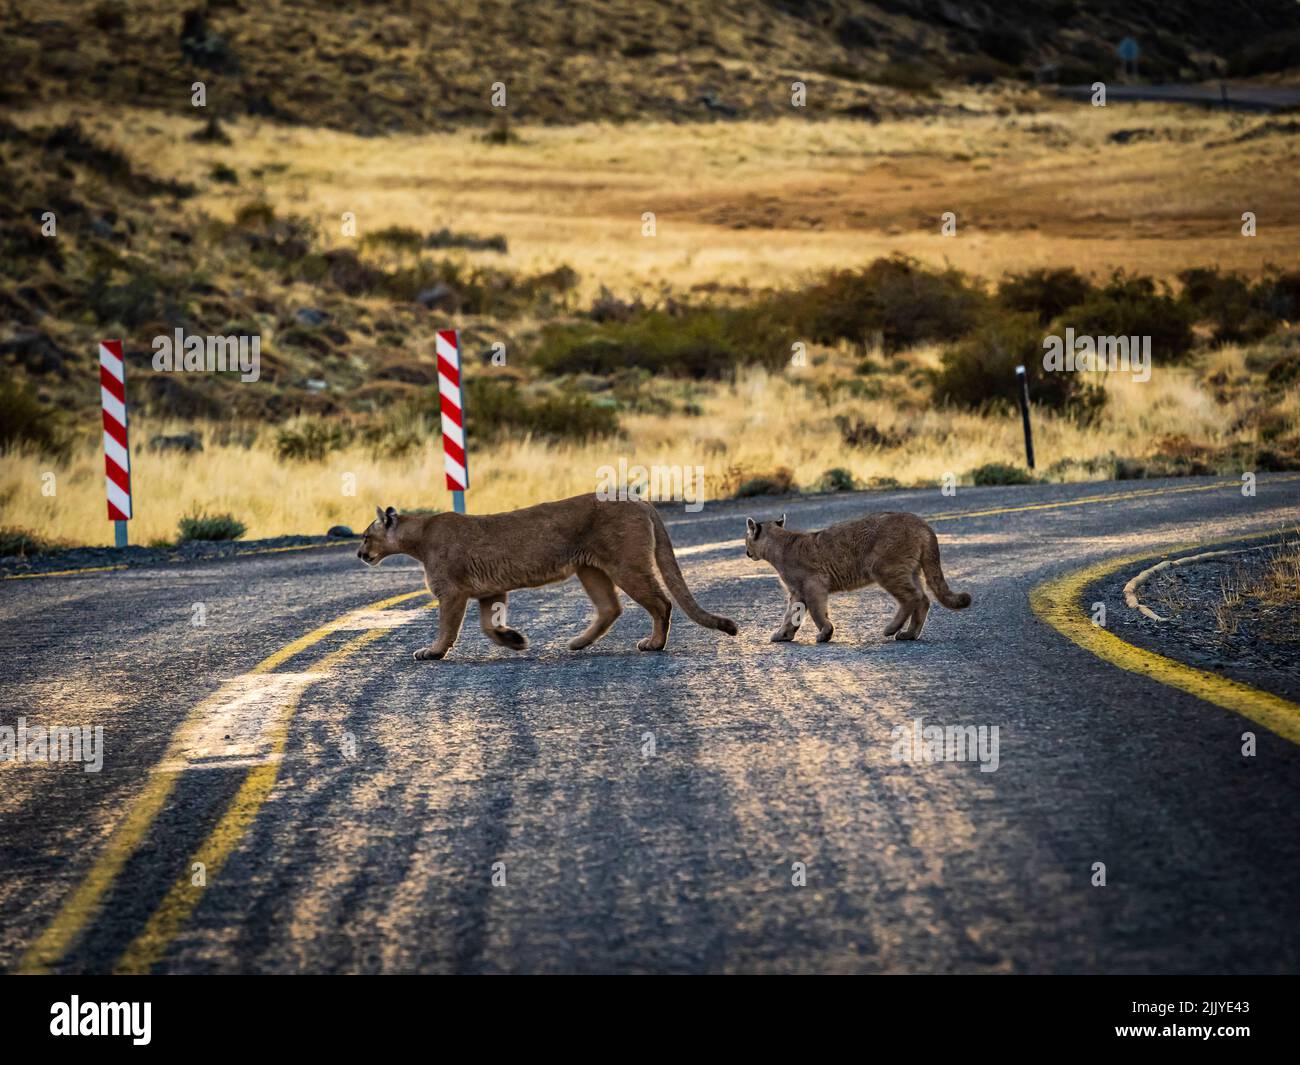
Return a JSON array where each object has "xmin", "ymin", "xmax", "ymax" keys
[
  {"xmin": 893, "ymin": 631, "xmax": 918, "ymax": 642},
  {"xmin": 413, "ymin": 646, "xmax": 447, "ymax": 661},
  {"xmin": 770, "ymin": 630, "xmax": 795, "ymax": 642},
  {"xmin": 637, "ymin": 637, "xmax": 666, "ymax": 652},
  {"xmin": 497, "ymin": 628, "xmax": 528, "ymax": 651},
  {"xmin": 816, "ymin": 627, "xmax": 834, "ymax": 643}
]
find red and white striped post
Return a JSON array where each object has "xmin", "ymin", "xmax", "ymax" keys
[
  {"xmin": 99, "ymin": 340, "xmax": 133, "ymax": 547},
  {"xmin": 437, "ymin": 329, "xmax": 468, "ymax": 514}
]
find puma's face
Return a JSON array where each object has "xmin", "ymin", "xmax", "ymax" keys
[
  {"xmin": 745, "ymin": 514, "xmax": 785, "ymax": 560},
  {"xmin": 358, "ymin": 506, "xmax": 398, "ymax": 566}
]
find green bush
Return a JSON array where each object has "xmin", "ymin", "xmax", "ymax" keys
[
  {"xmin": 997, "ymin": 268, "xmax": 1094, "ymax": 325},
  {"xmin": 969, "ymin": 463, "xmax": 1036, "ymax": 486},
  {"xmin": 735, "ymin": 467, "xmax": 797, "ymax": 498},
  {"xmin": 1178, "ymin": 267, "xmax": 1282, "ymax": 344},
  {"xmin": 933, "ymin": 312, "xmax": 1104, "ymax": 417},
  {"xmin": 532, "ymin": 308, "xmax": 783, "ymax": 378},
  {"xmin": 463, "ymin": 379, "xmax": 619, "ymax": 442},
  {"xmin": 0, "ymin": 379, "xmax": 65, "ymax": 456},
  {"xmin": 814, "ymin": 467, "xmax": 860, "ymax": 493},
  {"xmin": 785, "ymin": 256, "xmax": 984, "ymax": 353},
  {"xmin": 178, "ymin": 511, "xmax": 246, "ymax": 542},
  {"xmin": 275, "ymin": 421, "xmax": 353, "ymax": 461},
  {"xmin": 0, "ymin": 527, "xmax": 63, "ymax": 557},
  {"xmin": 1063, "ymin": 272, "xmax": 1195, "ymax": 363}
]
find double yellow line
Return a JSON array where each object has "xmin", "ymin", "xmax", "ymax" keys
[
  {"xmin": 18, "ymin": 588, "xmax": 430, "ymax": 974},
  {"xmin": 17, "ymin": 475, "xmax": 1300, "ymax": 972}
]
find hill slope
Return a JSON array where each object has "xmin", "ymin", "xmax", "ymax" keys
[{"xmin": 2, "ymin": 0, "xmax": 1296, "ymax": 133}]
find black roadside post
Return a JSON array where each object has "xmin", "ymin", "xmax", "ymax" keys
[{"xmin": 1015, "ymin": 365, "xmax": 1035, "ymax": 470}]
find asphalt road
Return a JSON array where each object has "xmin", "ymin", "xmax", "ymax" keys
[{"xmin": 2, "ymin": 475, "xmax": 1299, "ymax": 974}]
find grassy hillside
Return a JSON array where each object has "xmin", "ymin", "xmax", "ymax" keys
[{"xmin": 2, "ymin": 0, "xmax": 1297, "ymax": 133}]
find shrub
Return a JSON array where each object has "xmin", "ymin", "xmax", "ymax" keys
[
  {"xmin": 1063, "ymin": 272, "xmax": 1195, "ymax": 363},
  {"xmin": 532, "ymin": 308, "xmax": 783, "ymax": 378},
  {"xmin": 933, "ymin": 312, "xmax": 1104, "ymax": 417},
  {"xmin": 734, "ymin": 467, "xmax": 797, "ymax": 498},
  {"xmin": 785, "ymin": 256, "xmax": 984, "ymax": 353},
  {"xmin": 1178, "ymin": 267, "xmax": 1282, "ymax": 344},
  {"xmin": 0, "ymin": 527, "xmax": 65, "ymax": 557},
  {"xmin": 969, "ymin": 463, "xmax": 1035, "ymax": 486},
  {"xmin": 0, "ymin": 379, "xmax": 65, "ymax": 456},
  {"xmin": 178, "ymin": 511, "xmax": 246, "ymax": 542},
  {"xmin": 815, "ymin": 467, "xmax": 860, "ymax": 493},
  {"xmin": 275, "ymin": 421, "xmax": 353, "ymax": 461},
  {"xmin": 463, "ymin": 379, "xmax": 619, "ymax": 442},
  {"xmin": 363, "ymin": 226, "xmax": 425, "ymax": 253},
  {"xmin": 997, "ymin": 268, "xmax": 1094, "ymax": 325}
]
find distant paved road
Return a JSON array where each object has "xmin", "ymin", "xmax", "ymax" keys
[
  {"xmin": 2, "ymin": 474, "xmax": 1299, "ymax": 973},
  {"xmin": 1056, "ymin": 82, "xmax": 1300, "ymax": 111}
]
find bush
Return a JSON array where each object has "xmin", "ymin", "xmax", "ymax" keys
[
  {"xmin": 0, "ymin": 379, "xmax": 65, "ymax": 456},
  {"xmin": 734, "ymin": 467, "xmax": 797, "ymax": 498},
  {"xmin": 532, "ymin": 308, "xmax": 783, "ymax": 378},
  {"xmin": 276, "ymin": 421, "xmax": 352, "ymax": 461},
  {"xmin": 969, "ymin": 463, "xmax": 1035, "ymax": 486},
  {"xmin": 0, "ymin": 527, "xmax": 63, "ymax": 557},
  {"xmin": 933, "ymin": 312, "xmax": 1104, "ymax": 418},
  {"xmin": 815, "ymin": 467, "xmax": 860, "ymax": 493},
  {"xmin": 785, "ymin": 256, "xmax": 984, "ymax": 353},
  {"xmin": 1178, "ymin": 267, "xmax": 1282, "ymax": 344},
  {"xmin": 997, "ymin": 268, "xmax": 1094, "ymax": 325},
  {"xmin": 1063, "ymin": 272, "xmax": 1195, "ymax": 363},
  {"xmin": 463, "ymin": 379, "xmax": 619, "ymax": 442},
  {"xmin": 178, "ymin": 511, "xmax": 246, "ymax": 542}
]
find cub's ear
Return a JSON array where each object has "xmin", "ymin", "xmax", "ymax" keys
[
  {"xmin": 775, "ymin": 513, "xmax": 786, "ymax": 528},
  {"xmin": 747, "ymin": 517, "xmax": 761, "ymax": 537}
]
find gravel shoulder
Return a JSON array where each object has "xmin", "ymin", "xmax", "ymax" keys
[{"xmin": 0, "ymin": 532, "xmax": 356, "ymax": 578}]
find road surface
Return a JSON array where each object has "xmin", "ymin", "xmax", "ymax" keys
[{"xmin": 2, "ymin": 475, "xmax": 1299, "ymax": 974}]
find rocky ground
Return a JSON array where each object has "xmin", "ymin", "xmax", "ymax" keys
[{"xmin": 1109, "ymin": 536, "xmax": 1300, "ymax": 702}]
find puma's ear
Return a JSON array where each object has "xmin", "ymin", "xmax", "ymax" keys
[
  {"xmin": 375, "ymin": 505, "xmax": 386, "ymax": 526},
  {"xmin": 382, "ymin": 506, "xmax": 397, "ymax": 529},
  {"xmin": 746, "ymin": 517, "xmax": 760, "ymax": 536},
  {"xmin": 775, "ymin": 513, "xmax": 786, "ymax": 528}
]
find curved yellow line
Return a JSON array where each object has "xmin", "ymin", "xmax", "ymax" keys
[
  {"xmin": 16, "ymin": 588, "xmax": 428, "ymax": 974},
  {"xmin": 1029, "ymin": 532, "xmax": 1300, "ymax": 747}
]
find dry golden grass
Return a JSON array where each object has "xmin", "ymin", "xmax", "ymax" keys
[
  {"xmin": 5, "ymin": 98, "xmax": 1298, "ymax": 546},
  {"xmin": 26, "ymin": 93, "xmax": 1300, "ymax": 304},
  {"xmin": 2, "ymin": 346, "xmax": 1278, "ymax": 546}
]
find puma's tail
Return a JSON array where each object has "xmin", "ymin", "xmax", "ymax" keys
[
  {"xmin": 922, "ymin": 529, "xmax": 972, "ymax": 610},
  {"xmin": 646, "ymin": 505, "xmax": 739, "ymax": 634}
]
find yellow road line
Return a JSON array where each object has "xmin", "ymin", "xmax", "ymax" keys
[
  {"xmin": 114, "ymin": 627, "xmax": 398, "ymax": 974},
  {"xmin": 2, "ymin": 564, "xmax": 128, "ymax": 580},
  {"xmin": 1029, "ymin": 530, "xmax": 1300, "ymax": 747},
  {"xmin": 16, "ymin": 588, "xmax": 428, "ymax": 974},
  {"xmin": 925, "ymin": 477, "xmax": 1250, "ymax": 523}
]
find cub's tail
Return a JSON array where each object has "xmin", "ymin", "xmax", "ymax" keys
[
  {"xmin": 921, "ymin": 528, "xmax": 972, "ymax": 610},
  {"xmin": 645, "ymin": 505, "xmax": 739, "ymax": 634}
]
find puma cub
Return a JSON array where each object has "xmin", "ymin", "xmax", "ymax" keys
[
  {"xmin": 745, "ymin": 511, "xmax": 970, "ymax": 642},
  {"xmin": 358, "ymin": 495, "xmax": 738, "ymax": 660}
]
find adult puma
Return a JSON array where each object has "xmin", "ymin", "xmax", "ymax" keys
[
  {"xmin": 357, "ymin": 495, "xmax": 738, "ymax": 660},
  {"xmin": 745, "ymin": 511, "xmax": 970, "ymax": 642}
]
